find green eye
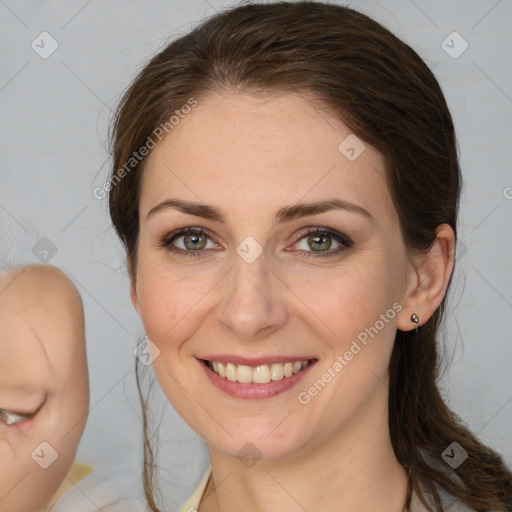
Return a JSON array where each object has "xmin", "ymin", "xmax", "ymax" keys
[{"xmin": 0, "ymin": 409, "xmax": 31, "ymax": 425}]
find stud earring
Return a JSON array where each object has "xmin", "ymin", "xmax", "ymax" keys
[{"xmin": 410, "ymin": 313, "xmax": 420, "ymax": 332}]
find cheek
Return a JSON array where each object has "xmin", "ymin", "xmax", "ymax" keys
[
  {"xmin": 295, "ymin": 260, "xmax": 399, "ymax": 343},
  {"xmin": 0, "ymin": 443, "xmax": 31, "ymax": 508},
  {"xmin": 136, "ymin": 237, "xmax": 404, "ymax": 357},
  {"xmin": 292, "ymin": 259, "xmax": 401, "ymax": 412},
  {"xmin": 137, "ymin": 261, "xmax": 216, "ymax": 344},
  {"xmin": 0, "ymin": 433, "xmax": 64, "ymax": 511},
  {"xmin": 292, "ymin": 272, "xmax": 400, "ymax": 436}
]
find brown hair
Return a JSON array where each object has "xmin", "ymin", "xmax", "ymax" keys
[{"xmin": 108, "ymin": 2, "xmax": 512, "ymax": 510}]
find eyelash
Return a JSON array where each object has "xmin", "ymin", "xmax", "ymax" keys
[
  {"xmin": 0, "ymin": 409, "xmax": 32, "ymax": 426},
  {"xmin": 0, "ymin": 396, "xmax": 46, "ymax": 428},
  {"xmin": 160, "ymin": 226, "xmax": 352, "ymax": 259}
]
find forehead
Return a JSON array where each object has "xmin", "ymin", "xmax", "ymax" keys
[
  {"xmin": 0, "ymin": 269, "xmax": 82, "ymax": 385},
  {"xmin": 140, "ymin": 91, "xmax": 394, "ymax": 222},
  {"xmin": 0, "ymin": 316, "xmax": 54, "ymax": 400}
]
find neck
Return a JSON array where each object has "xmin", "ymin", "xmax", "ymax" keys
[{"xmin": 199, "ymin": 386, "xmax": 409, "ymax": 512}]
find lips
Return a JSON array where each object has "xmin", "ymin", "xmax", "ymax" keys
[{"xmin": 199, "ymin": 356, "xmax": 316, "ymax": 399}]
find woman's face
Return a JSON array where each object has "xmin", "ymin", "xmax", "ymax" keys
[{"xmin": 131, "ymin": 91, "xmax": 416, "ymax": 460}]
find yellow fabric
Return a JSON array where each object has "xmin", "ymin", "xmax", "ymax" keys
[
  {"xmin": 43, "ymin": 461, "xmax": 95, "ymax": 510},
  {"xmin": 178, "ymin": 466, "xmax": 467, "ymax": 512},
  {"xmin": 179, "ymin": 467, "xmax": 212, "ymax": 512}
]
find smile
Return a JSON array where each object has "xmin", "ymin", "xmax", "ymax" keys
[
  {"xmin": 199, "ymin": 357, "xmax": 316, "ymax": 399},
  {"xmin": 206, "ymin": 360, "xmax": 311, "ymax": 384}
]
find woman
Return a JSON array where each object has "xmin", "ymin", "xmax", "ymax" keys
[{"xmin": 107, "ymin": 2, "xmax": 512, "ymax": 511}]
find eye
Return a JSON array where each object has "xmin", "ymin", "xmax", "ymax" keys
[
  {"xmin": 161, "ymin": 226, "xmax": 352, "ymax": 260},
  {"xmin": 161, "ymin": 227, "xmax": 221, "ymax": 258},
  {"xmin": 0, "ymin": 409, "xmax": 31, "ymax": 426},
  {"xmin": 0, "ymin": 397, "xmax": 46, "ymax": 427},
  {"xmin": 291, "ymin": 227, "xmax": 352, "ymax": 259}
]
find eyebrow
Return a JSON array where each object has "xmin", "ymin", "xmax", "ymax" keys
[
  {"xmin": 0, "ymin": 382, "xmax": 46, "ymax": 396},
  {"xmin": 146, "ymin": 198, "xmax": 372, "ymax": 224},
  {"xmin": 0, "ymin": 383, "xmax": 47, "ymax": 411},
  {"xmin": 1, "ymin": 382, "xmax": 40, "ymax": 391},
  {"xmin": 0, "ymin": 389, "xmax": 47, "ymax": 416}
]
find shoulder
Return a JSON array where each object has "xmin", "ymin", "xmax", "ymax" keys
[
  {"xmin": 179, "ymin": 467, "xmax": 212, "ymax": 512},
  {"xmin": 44, "ymin": 462, "xmax": 95, "ymax": 509},
  {"xmin": 51, "ymin": 463, "xmax": 146, "ymax": 512},
  {"xmin": 411, "ymin": 449, "xmax": 502, "ymax": 512},
  {"xmin": 411, "ymin": 484, "xmax": 479, "ymax": 512}
]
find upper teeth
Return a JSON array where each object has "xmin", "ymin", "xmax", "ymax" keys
[{"xmin": 209, "ymin": 360, "xmax": 310, "ymax": 384}]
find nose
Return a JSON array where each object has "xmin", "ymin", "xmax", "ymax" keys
[{"xmin": 215, "ymin": 249, "xmax": 289, "ymax": 341}]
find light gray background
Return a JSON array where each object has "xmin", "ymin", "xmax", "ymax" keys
[{"xmin": 1, "ymin": 0, "xmax": 511, "ymax": 509}]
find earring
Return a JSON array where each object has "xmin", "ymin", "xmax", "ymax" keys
[{"xmin": 410, "ymin": 313, "xmax": 420, "ymax": 332}]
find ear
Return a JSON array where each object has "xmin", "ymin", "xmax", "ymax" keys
[
  {"xmin": 130, "ymin": 281, "xmax": 141, "ymax": 315},
  {"xmin": 396, "ymin": 223, "xmax": 455, "ymax": 332},
  {"xmin": 127, "ymin": 254, "xmax": 141, "ymax": 315}
]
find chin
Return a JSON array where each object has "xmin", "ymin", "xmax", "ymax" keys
[{"xmin": 205, "ymin": 423, "xmax": 312, "ymax": 463}]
